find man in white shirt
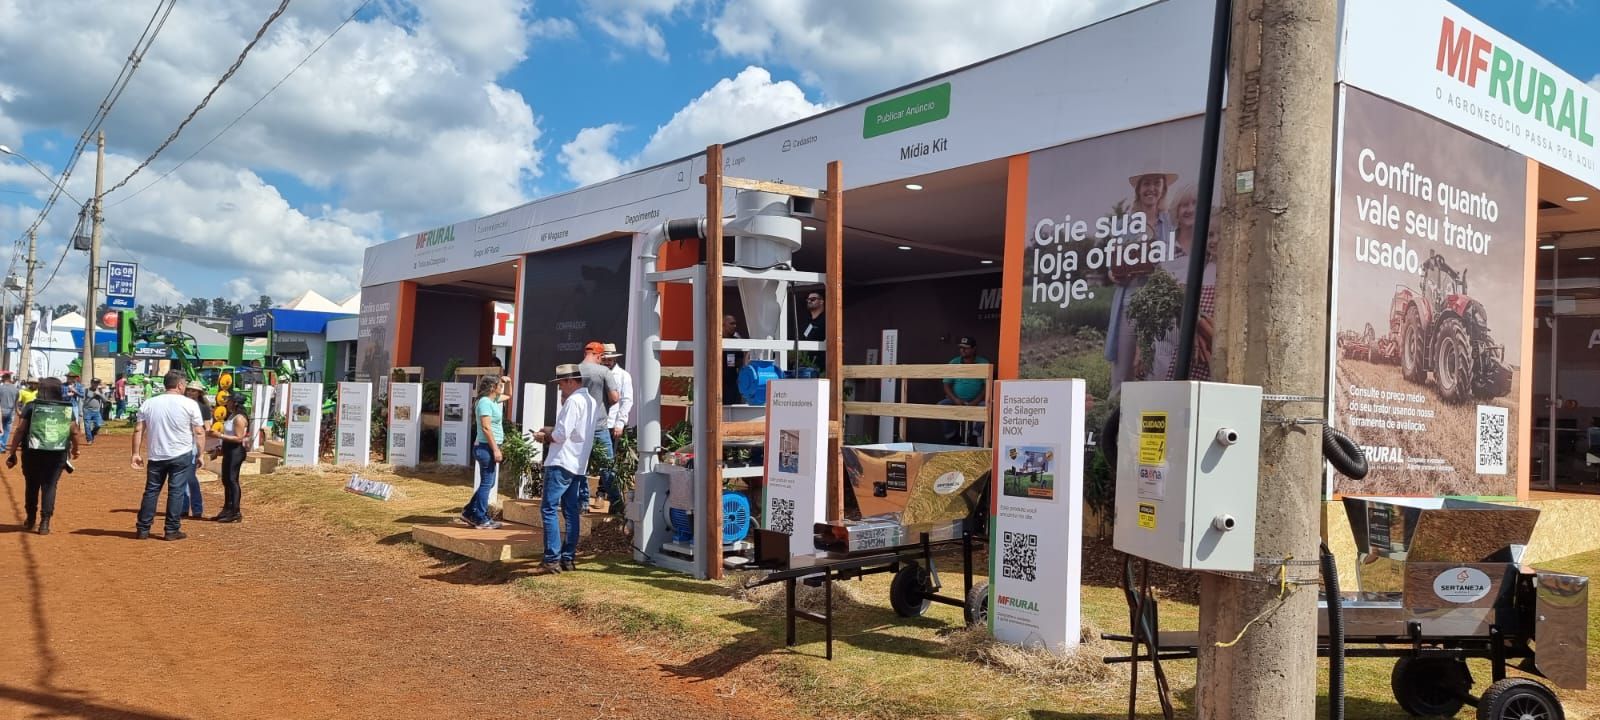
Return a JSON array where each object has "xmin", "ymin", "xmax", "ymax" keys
[
  {"xmin": 532, "ymin": 364, "xmax": 598, "ymax": 574},
  {"xmin": 131, "ymin": 371, "xmax": 206, "ymax": 541},
  {"xmin": 600, "ymin": 343, "xmax": 634, "ymax": 436}
]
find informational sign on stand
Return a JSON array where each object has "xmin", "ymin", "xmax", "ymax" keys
[
  {"xmin": 284, "ymin": 383, "xmax": 324, "ymax": 467},
  {"xmin": 336, "ymin": 382, "xmax": 372, "ymax": 466},
  {"xmin": 878, "ymin": 329, "xmax": 898, "ymax": 443},
  {"xmin": 247, "ymin": 383, "xmax": 269, "ymax": 451},
  {"xmin": 990, "ymin": 379, "xmax": 1086, "ymax": 655},
  {"xmin": 388, "ymin": 382, "xmax": 422, "ymax": 467},
  {"xmin": 514, "ymin": 382, "xmax": 547, "ymax": 499},
  {"xmin": 763, "ymin": 379, "xmax": 829, "ymax": 559},
  {"xmin": 439, "ymin": 382, "xmax": 472, "ymax": 467}
]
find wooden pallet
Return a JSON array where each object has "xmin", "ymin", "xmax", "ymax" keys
[
  {"xmin": 501, "ymin": 498, "xmax": 616, "ymax": 536},
  {"xmin": 411, "ymin": 522, "xmax": 542, "ymax": 563}
]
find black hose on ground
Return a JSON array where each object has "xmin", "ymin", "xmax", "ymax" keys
[
  {"xmin": 1321, "ymin": 426, "xmax": 1369, "ymax": 480},
  {"xmin": 1320, "ymin": 541, "xmax": 1344, "ymax": 720}
]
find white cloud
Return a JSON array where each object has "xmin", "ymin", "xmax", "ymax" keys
[
  {"xmin": 530, "ymin": 16, "xmax": 579, "ymax": 39},
  {"xmin": 1590, "ymin": 74, "xmax": 1600, "ymax": 92},
  {"xmin": 580, "ymin": 0, "xmax": 689, "ymax": 61},
  {"xmin": 709, "ymin": 0, "xmax": 1155, "ymax": 101},
  {"xmin": 559, "ymin": 66, "xmax": 829, "ymax": 183}
]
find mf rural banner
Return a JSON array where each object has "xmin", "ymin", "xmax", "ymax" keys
[
  {"xmin": 1019, "ymin": 116, "xmax": 1215, "ymax": 432},
  {"xmin": 1329, "ymin": 87, "xmax": 1528, "ymax": 498}
]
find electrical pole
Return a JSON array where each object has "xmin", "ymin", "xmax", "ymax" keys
[
  {"xmin": 84, "ymin": 130, "xmax": 104, "ymax": 386},
  {"xmin": 1199, "ymin": 0, "xmax": 1338, "ymax": 718},
  {"xmin": 18, "ymin": 229, "xmax": 36, "ymax": 379}
]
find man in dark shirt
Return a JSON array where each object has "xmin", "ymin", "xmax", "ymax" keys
[
  {"xmin": 798, "ymin": 289, "xmax": 825, "ymax": 370},
  {"xmin": 722, "ymin": 314, "xmax": 745, "ymax": 405}
]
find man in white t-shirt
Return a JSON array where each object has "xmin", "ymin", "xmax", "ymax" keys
[
  {"xmin": 131, "ymin": 370, "xmax": 206, "ymax": 541},
  {"xmin": 532, "ymin": 364, "xmax": 599, "ymax": 574}
]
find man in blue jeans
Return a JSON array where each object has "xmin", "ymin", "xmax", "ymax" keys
[
  {"xmin": 533, "ymin": 364, "xmax": 599, "ymax": 574},
  {"xmin": 0, "ymin": 373, "xmax": 18, "ymax": 448},
  {"xmin": 82, "ymin": 379, "xmax": 106, "ymax": 444},
  {"xmin": 578, "ymin": 341, "xmax": 620, "ymax": 505},
  {"xmin": 130, "ymin": 371, "xmax": 206, "ymax": 541}
]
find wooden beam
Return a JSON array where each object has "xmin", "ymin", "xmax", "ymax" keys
[
  {"xmin": 659, "ymin": 366, "xmax": 694, "ymax": 378},
  {"xmin": 700, "ymin": 175, "xmax": 823, "ymax": 199},
  {"xmin": 843, "ymin": 401, "xmax": 990, "ymax": 423},
  {"xmin": 841, "ymin": 363, "xmax": 992, "ymax": 380},
  {"xmin": 825, "ymin": 160, "xmax": 844, "ymax": 523},
  {"xmin": 722, "ymin": 419, "xmax": 842, "ymax": 440},
  {"xmin": 703, "ymin": 144, "xmax": 725, "ymax": 579}
]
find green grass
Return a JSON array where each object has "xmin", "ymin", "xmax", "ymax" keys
[{"xmin": 249, "ymin": 468, "xmax": 1600, "ymax": 719}]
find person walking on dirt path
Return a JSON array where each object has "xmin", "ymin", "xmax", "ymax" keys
[
  {"xmin": 0, "ymin": 372, "xmax": 18, "ymax": 449},
  {"xmin": 579, "ymin": 341, "xmax": 620, "ymax": 506},
  {"xmin": 18, "ymin": 379, "xmax": 36, "ymax": 409},
  {"xmin": 461, "ymin": 375, "xmax": 505, "ymax": 530},
  {"xmin": 532, "ymin": 364, "xmax": 599, "ymax": 574},
  {"xmin": 83, "ymin": 379, "xmax": 107, "ymax": 445},
  {"xmin": 131, "ymin": 371, "xmax": 206, "ymax": 541},
  {"xmin": 181, "ymin": 384, "xmax": 213, "ymax": 519},
  {"xmin": 65, "ymin": 372, "xmax": 84, "ymax": 424},
  {"xmin": 7, "ymin": 377, "xmax": 83, "ymax": 535},
  {"xmin": 211, "ymin": 394, "xmax": 249, "ymax": 523},
  {"xmin": 113, "ymin": 373, "xmax": 129, "ymax": 420}
]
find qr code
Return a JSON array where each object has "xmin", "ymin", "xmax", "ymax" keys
[
  {"xmin": 393, "ymin": 434, "xmax": 406, "ymax": 448},
  {"xmin": 769, "ymin": 498, "xmax": 795, "ymax": 535},
  {"xmin": 1476, "ymin": 405, "xmax": 1508, "ymax": 475},
  {"xmin": 289, "ymin": 435, "xmax": 304, "ymax": 449},
  {"xmin": 443, "ymin": 434, "xmax": 457, "ymax": 449},
  {"xmin": 1001, "ymin": 531, "xmax": 1038, "ymax": 582},
  {"xmin": 340, "ymin": 432, "xmax": 354, "ymax": 447}
]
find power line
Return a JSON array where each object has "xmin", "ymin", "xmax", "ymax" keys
[
  {"xmin": 104, "ymin": 0, "xmax": 294, "ymax": 196},
  {"xmin": 111, "ymin": 0, "xmax": 373, "ymax": 207}
]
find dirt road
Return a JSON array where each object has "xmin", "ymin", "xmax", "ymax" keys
[{"xmin": 0, "ymin": 439, "xmax": 793, "ymax": 720}]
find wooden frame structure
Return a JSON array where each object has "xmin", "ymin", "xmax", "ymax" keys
[{"xmin": 841, "ymin": 363, "xmax": 995, "ymax": 446}]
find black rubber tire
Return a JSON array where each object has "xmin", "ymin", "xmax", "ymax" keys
[
  {"xmin": 1476, "ymin": 677, "xmax": 1563, "ymax": 720},
  {"xmin": 889, "ymin": 564, "xmax": 932, "ymax": 618},
  {"xmin": 965, "ymin": 581, "xmax": 989, "ymax": 628},
  {"xmin": 1434, "ymin": 315, "xmax": 1473, "ymax": 405},
  {"xmin": 1391, "ymin": 656, "xmax": 1471, "ymax": 718},
  {"xmin": 1401, "ymin": 305, "xmax": 1427, "ymax": 384}
]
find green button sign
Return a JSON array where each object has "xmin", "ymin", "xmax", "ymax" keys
[{"xmin": 863, "ymin": 83, "xmax": 951, "ymax": 139}]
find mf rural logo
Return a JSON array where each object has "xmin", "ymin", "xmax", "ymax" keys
[
  {"xmin": 1434, "ymin": 16, "xmax": 1595, "ymax": 148},
  {"xmin": 996, "ymin": 594, "xmax": 1040, "ymax": 612},
  {"xmin": 414, "ymin": 225, "xmax": 455, "ymax": 250}
]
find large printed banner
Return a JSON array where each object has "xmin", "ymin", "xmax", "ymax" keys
[
  {"xmin": 388, "ymin": 382, "xmax": 423, "ymax": 467},
  {"xmin": 990, "ymin": 379, "xmax": 1086, "ymax": 655},
  {"xmin": 1329, "ymin": 88, "xmax": 1528, "ymax": 498},
  {"xmin": 1020, "ymin": 116, "xmax": 1215, "ymax": 433},
  {"xmin": 763, "ymin": 379, "xmax": 829, "ymax": 560},
  {"xmin": 284, "ymin": 383, "xmax": 323, "ymax": 467},
  {"xmin": 337, "ymin": 382, "xmax": 372, "ymax": 467},
  {"xmin": 439, "ymin": 382, "xmax": 472, "ymax": 467}
]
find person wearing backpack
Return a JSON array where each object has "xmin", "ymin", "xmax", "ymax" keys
[
  {"xmin": 131, "ymin": 371, "xmax": 206, "ymax": 541},
  {"xmin": 6, "ymin": 377, "xmax": 84, "ymax": 535}
]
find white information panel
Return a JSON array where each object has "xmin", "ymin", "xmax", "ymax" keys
[
  {"xmin": 336, "ymin": 382, "xmax": 372, "ymax": 467},
  {"xmin": 516, "ymin": 383, "xmax": 547, "ymax": 499},
  {"xmin": 763, "ymin": 379, "xmax": 829, "ymax": 560},
  {"xmin": 990, "ymin": 379, "xmax": 1086, "ymax": 655},
  {"xmin": 438, "ymin": 382, "xmax": 473, "ymax": 467},
  {"xmin": 388, "ymin": 382, "xmax": 422, "ymax": 467},
  {"xmin": 878, "ymin": 329, "xmax": 898, "ymax": 443},
  {"xmin": 247, "ymin": 383, "xmax": 269, "ymax": 451},
  {"xmin": 284, "ymin": 383, "xmax": 324, "ymax": 467}
]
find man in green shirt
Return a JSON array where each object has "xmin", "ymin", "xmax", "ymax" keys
[{"xmin": 940, "ymin": 336, "xmax": 990, "ymax": 445}]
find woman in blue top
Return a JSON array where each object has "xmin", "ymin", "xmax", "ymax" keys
[{"xmin": 461, "ymin": 375, "xmax": 505, "ymax": 530}]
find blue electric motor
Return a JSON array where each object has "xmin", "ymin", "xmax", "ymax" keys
[
  {"xmin": 665, "ymin": 491, "xmax": 753, "ymax": 545},
  {"xmin": 737, "ymin": 359, "xmax": 782, "ymax": 405}
]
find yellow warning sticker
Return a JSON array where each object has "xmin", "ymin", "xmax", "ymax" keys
[
  {"xmin": 1138, "ymin": 412, "xmax": 1168, "ymax": 465},
  {"xmin": 1137, "ymin": 503, "xmax": 1157, "ymax": 530}
]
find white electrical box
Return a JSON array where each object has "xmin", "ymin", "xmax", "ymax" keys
[{"xmin": 1113, "ymin": 381, "xmax": 1261, "ymax": 571}]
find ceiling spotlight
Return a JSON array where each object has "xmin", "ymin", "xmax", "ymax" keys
[
  {"xmin": 1540, "ymin": 243, "xmax": 1556, "ymax": 250},
  {"xmin": 904, "ymin": 183, "xmax": 923, "ymax": 191},
  {"xmin": 803, "ymin": 225, "xmax": 817, "ymax": 231},
  {"xmin": 980, "ymin": 259, "xmax": 995, "ymax": 265},
  {"xmin": 1567, "ymin": 195, "xmax": 1590, "ymax": 203},
  {"xmin": 1582, "ymin": 256, "xmax": 1597, "ymax": 261},
  {"xmin": 896, "ymin": 245, "xmax": 912, "ymax": 251}
]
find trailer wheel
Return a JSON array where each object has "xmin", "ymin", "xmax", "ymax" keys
[
  {"xmin": 1391, "ymin": 656, "xmax": 1471, "ymax": 717},
  {"xmin": 1476, "ymin": 677, "xmax": 1563, "ymax": 720},
  {"xmin": 889, "ymin": 564, "xmax": 933, "ymax": 618},
  {"xmin": 965, "ymin": 581, "xmax": 989, "ymax": 627}
]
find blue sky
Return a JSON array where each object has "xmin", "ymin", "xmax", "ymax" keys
[{"xmin": 0, "ymin": 0, "xmax": 1595, "ymax": 311}]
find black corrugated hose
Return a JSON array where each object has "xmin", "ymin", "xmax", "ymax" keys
[{"xmin": 1320, "ymin": 425, "xmax": 1366, "ymax": 720}]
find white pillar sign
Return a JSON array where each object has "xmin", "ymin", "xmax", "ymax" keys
[
  {"xmin": 284, "ymin": 382, "xmax": 324, "ymax": 467},
  {"xmin": 438, "ymin": 382, "xmax": 472, "ymax": 466},
  {"xmin": 388, "ymin": 382, "xmax": 422, "ymax": 467},
  {"xmin": 763, "ymin": 379, "xmax": 829, "ymax": 559},
  {"xmin": 990, "ymin": 379, "xmax": 1085, "ymax": 655},
  {"xmin": 336, "ymin": 382, "xmax": 372, "ymax": 466},
  {"xmin": 878, "ymin": 329, "xmax": 898, "ymax": 443},
  {"xmin": 247, "ymin": 383, "xmax": 269, "ymax": 451},
  {"xmin": 517, "ymin": 383, "xmax": 547, "ymax": 499}
]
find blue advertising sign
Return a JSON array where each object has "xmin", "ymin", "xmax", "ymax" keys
[
  {"xmin": 107, "ymin": 261, "xmax": 137, "ymax": 309},
  {"xmin": 230, "ymin": 309, "xmax": 273, "ymax": 336}
]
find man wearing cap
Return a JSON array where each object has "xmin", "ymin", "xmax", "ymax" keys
[
  {"xmin": 579, "ymin": 341, "xmax": 621, "ymax": 506},
  {"xmin": 939, "ymin": 336, "xmax": 991, "ymax": 446},
  {"xmin": 65, "ymin": 372, "xmax": 84, "ymax": 424},
  {"xmin": 533, "ymin": 364, "xmax": 599, "ymax": 573},
  {"xmin": 0, "ymin": 373, "xmax": 17, "ymax": 448},
  {"xmin": 600, "ymin": 343, "xmax": 633, "ymax": 439}
]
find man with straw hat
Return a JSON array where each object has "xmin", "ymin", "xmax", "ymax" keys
[{"xmin": 532, "ymin": 363, "xmax": 600, "ymax": 574}]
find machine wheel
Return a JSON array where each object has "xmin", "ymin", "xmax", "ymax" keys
[
  {"xmin": 1401, "ymin": 306, "xmax": 1427, "ymax": 384},
  {"xmin": 1434, "ymin": 316, "xmax": 1473, "ymax": 405},
  {"xmin": 965, "ymin": 581, "xmax": 990, "ymax": 627},
  {"xmin": 1391, "ymin": 656, "xmax": 1471, "ymax": 717},
  {"xmin": 889, "ymin": 564, "xmax": 933, "ymax": 618},
  {"xmin": 1476, "ymin": 677, "xmax": 1563, "ymax": 720}
]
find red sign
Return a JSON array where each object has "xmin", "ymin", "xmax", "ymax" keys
[{"xmin": 100, "ymin": 310, "xmax": 120, "ymax": 329}]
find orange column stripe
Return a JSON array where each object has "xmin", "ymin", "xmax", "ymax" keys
[
  {"xmin": 395, "ymin": 281, "xmax": 416, "ymax": 367},
  {"xmin": 998, "ymin": 153, "xmax": 1029, "ymax": 381},
  {"xmin": 1516, "ymin": 158, "xmax": 1538, "ymax": 502}
]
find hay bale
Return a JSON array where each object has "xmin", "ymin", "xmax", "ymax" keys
[
  {"xmin": 724, "ymin": 573, "xmax": 865, "ymax": 614},
  {"xmin": 943, "ymin": 622, "xmax": 1117, "ymax": 687}
]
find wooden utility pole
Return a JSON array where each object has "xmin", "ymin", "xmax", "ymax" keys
[
  {"xmin": 83, "ymin": 130, "xmax": 105, "ymax": 385},
  {"xmin": 1199, "ymin": 0, "xmax": 1339, "ymax": 717},
  {"xmin": 703, "ymin": 143, "xmax": 725, "ymax": 579},
  {"xmin": 17, "ymin": 229, "xmax": 36, "ymax": 378}
]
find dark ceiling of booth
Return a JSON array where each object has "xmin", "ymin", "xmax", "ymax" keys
[
  {"xmin": 1538, "ymin": 165, "xmax": 1600, "ymax": 238},
  {"xmin": 414, "ymin": 260, "xmax": 518, "ymax": 301}
]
